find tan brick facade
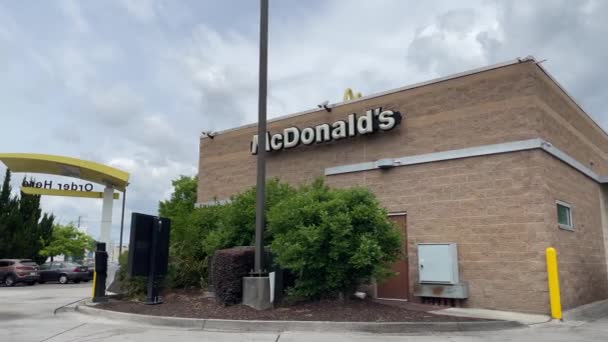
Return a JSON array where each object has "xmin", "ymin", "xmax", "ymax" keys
[
  {"xmin": 540, "ymin": 153, "xmax": 608, "ymax": 310},
  {"xmin": 198, "ymin": 59, "xmax": 608, "ymax": 313}
]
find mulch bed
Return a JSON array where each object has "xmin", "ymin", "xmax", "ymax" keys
[{"xmin": 96, "ymin": 289, "xmax": 486, "ymax": 322}]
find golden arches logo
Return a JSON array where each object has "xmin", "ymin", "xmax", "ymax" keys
[{"xmin": 343, "ymin": 88, "xmax": 362, "ymax": 101}]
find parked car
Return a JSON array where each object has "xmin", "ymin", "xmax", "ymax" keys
[
  {"xmin": 38, "ymin": 262, "xmax": 91, "ymax": 284},
  {"xmin": 0, "ymin": 259, "xmax": 40, "ymax": 286},
  {"xmin": 84, "ymin": 260, "xmax": 95, "ymax": 279}
]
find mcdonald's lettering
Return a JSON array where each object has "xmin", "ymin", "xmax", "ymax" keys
[{"xmin": 250, "ymin": 107, "xmax": 402, "ymax": 155}]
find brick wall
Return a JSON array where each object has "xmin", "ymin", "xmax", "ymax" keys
[
  {"xmin": 330, "ymin": 150, "xmax": 608, "ymax": 313},
  {"xmin": 533, "ymin": 68, "xmax": 608, "ymax": 174},
  {"xmin": 539, "ymin": 153, "xmax": 608, "ymax": 310},
  {"xmin": 600, "ymin": 187, "xmax": 608, "ymax": 278},
  {"xmin": 328, "ymin": 150, "xmax": 552, "ymax": 313}
]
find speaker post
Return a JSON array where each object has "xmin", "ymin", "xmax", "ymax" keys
[
  {"xmin": 128, "ymin": 213, "xmax": 171, "ymax": 305},
  {"xmin": 92, "ymin": 242, "xmax": 109, "ymax": 303},
  {"xmin": 144, "ymin": 218, "xmax": 162, "ymax": 305}
]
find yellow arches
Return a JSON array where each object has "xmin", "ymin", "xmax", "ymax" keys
[
  {"xmin": 0, "ymin": 153, "xmax": 129, "ymax": 191},
  {"xmin": 0, "ymin": 152, "xmax": 130, "ymax": 254},
  {"xmin": 343, "ymin": 88, "xmax": 362, "ymax": 101},
  {"xmin": 21, "ymin": 187, "xmax": 120, "ymax": 200}
]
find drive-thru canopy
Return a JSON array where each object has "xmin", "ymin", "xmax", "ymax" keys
[
  {"xmin": 0, "ymin": 153, "xmax": 130, "ymax": 249},
  {"xmin": 0, "ymin": 153, "xmax": 129, "ymax": 190}
]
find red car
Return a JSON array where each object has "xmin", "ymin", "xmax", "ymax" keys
[{"xmin": 0, "ymin": 259, "xmax": 39, "ymax": 286}]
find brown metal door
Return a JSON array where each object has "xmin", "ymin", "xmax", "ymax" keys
[{"xmin": 377, "ymin": 214, "xmax": 409, "ymax": 300}]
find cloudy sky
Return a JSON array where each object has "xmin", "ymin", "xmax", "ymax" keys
[{"xmin": 1, "ymin": 0, "xmax": 607, "ymax": 243}]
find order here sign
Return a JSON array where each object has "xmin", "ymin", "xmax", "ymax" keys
[{"xmin": 22, "ymin": 179, "xmax": 95, "ymax": 192}]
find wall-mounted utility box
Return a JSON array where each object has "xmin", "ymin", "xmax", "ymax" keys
[{"xmin": 417, "ymin": 243, "xmax": 459, "ymax": 284}]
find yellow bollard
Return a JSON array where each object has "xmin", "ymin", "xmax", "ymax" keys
[
  {"xmin": 92, "ymin": 271, "xmax": 97, "ymax": 298},
  {"xmin": 546, "ymin": 247, "xmax": 562, "ymax": 320}
]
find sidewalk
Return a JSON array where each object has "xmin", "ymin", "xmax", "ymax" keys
[{"xmin": 431, "ymin": 307, "xmax": 550, "ymax": 325}]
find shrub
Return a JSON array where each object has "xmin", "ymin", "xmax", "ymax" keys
[
  {"xmin": 160, "ymin": 177, "xmax": 295, "ymax": 289},
  {"xmin": 157, "ymin": 175, "xmax": 400, "ymax": 303},
  {"xmin": 165, "ymin": 204, "xmax": 228, "ymax": 288},
  {"xmin": 202, "ymin": 179, "xmax": 296, "ymax": 256},
  {"xmin": 211, "ymin": 247, "xmax": 255, "ymax": 305},
  {"xmin": 115, "ymin": 251, "xmax": 147, "ymax": 298},
  {"xmin": 268, "ymin": 179, "xmax": 402, "ymax": 300}
]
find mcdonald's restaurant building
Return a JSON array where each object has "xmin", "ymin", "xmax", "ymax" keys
[{"xmin": 197, "ymin": 57, "xmax": 608, "ymax": 314}]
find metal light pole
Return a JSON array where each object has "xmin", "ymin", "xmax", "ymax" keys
[
  {"xmin": 254, "ymin": 0, "xmax": 269, "ymax": 275},
  {"xmin": 118, "ymin": 189, "xmax": 127, "ymax": 260}
]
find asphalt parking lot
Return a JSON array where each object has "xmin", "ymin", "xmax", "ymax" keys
[{"xmin": 0, "ymin": 282, "xmax": 92, "ymax": 342}]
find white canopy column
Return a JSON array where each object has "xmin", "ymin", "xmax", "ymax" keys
[{"xmin": 100, "ymin": 186, "xmax": 114, "ymax": 249}]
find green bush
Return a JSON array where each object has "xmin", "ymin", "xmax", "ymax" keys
[
  {"xmin": 268, "ymin": 179, "xmax": 401, "ymax": 300},
  {"xmin": 201, "ymin": 180, "xmax": 296, "ymax": 256},
  {"xmin": 164, "ymin": 204, "xmax": 228, "ymax": 288},
  {"xmin": 159, "ymin": 177, "xmax": 295, "ymax": 289},
  {"xmin": 157, "ymin": 176, "xmax": 401, "ymax": 302}
]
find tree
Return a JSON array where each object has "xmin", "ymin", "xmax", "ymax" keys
[
  {"xmin": 0, "ymin": 171, "xmax": 55, "ymax": 260},
  {"xmin": 39, "ymin": 223, "xmax": 93, "ymax": 261},
  {"xmin": 268, "ymin": 179, "xmax": 402, "ymax": 300},
  {"xmin": 0, "ymin": 168, "xmax": 11, "ymax": 212},
  {"xmin": 159, "ymin": 175, "xmax": 198, "ymax": 229},
  {"xmin": 0, "ymin": 169, "xmax": 13, "ymax": 256},
  {"xmin": 35, "ymin": 213, "xmax": 56, "ymax": 264},
  {"xmin": 17, "ymin": 179, "xmax": 42, "ymax": 260}
]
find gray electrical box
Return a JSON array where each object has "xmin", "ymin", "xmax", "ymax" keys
[{"xmin": 417, "ymin": 243, "xmax": 459, "ymax": 284}]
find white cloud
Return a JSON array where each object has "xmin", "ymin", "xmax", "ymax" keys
[
  {"xmin": 89, "ymin": 84, "xmax": 144, "ymax": 126},
  {"xmin": 58, "ymin": 0, "xmax": 90, "ymax": 34},
  {"xmin": 1, "ymin": 0, "xmax": 607, "ymax": 244},
  {"xmin": 119, "ymin": 0, "xmax": 159, "ymax": 22}
]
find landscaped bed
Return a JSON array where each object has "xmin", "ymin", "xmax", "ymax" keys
[{"xmin": 96, "ymin": 289, "xmax": 486, "ymax": 322}]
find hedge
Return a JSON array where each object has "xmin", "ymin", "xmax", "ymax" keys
[{"xmin": 211, "ymin": 246, "xmax": 255, "ymax": 305}]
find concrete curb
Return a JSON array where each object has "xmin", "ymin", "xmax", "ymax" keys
[{"xmin": 74, "ymin": 303, "xmax": 524, "ymax": 333}]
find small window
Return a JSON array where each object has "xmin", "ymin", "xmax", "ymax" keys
[{"xmin": 557, "ymin": 201, "xmax": 573, "ymax": 230}]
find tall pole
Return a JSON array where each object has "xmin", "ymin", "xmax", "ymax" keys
[
  {"xmin": 254, "ymin": 0, "xmax": 269, "ymax": 274},
  {"xmin": 118, "ymin": 189, "xmax": 127, "ymax": 260}
]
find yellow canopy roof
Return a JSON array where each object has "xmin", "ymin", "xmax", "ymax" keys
[{"xmin": 0, "ymin": 153, "xmax": 129, "ymax": 191}]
